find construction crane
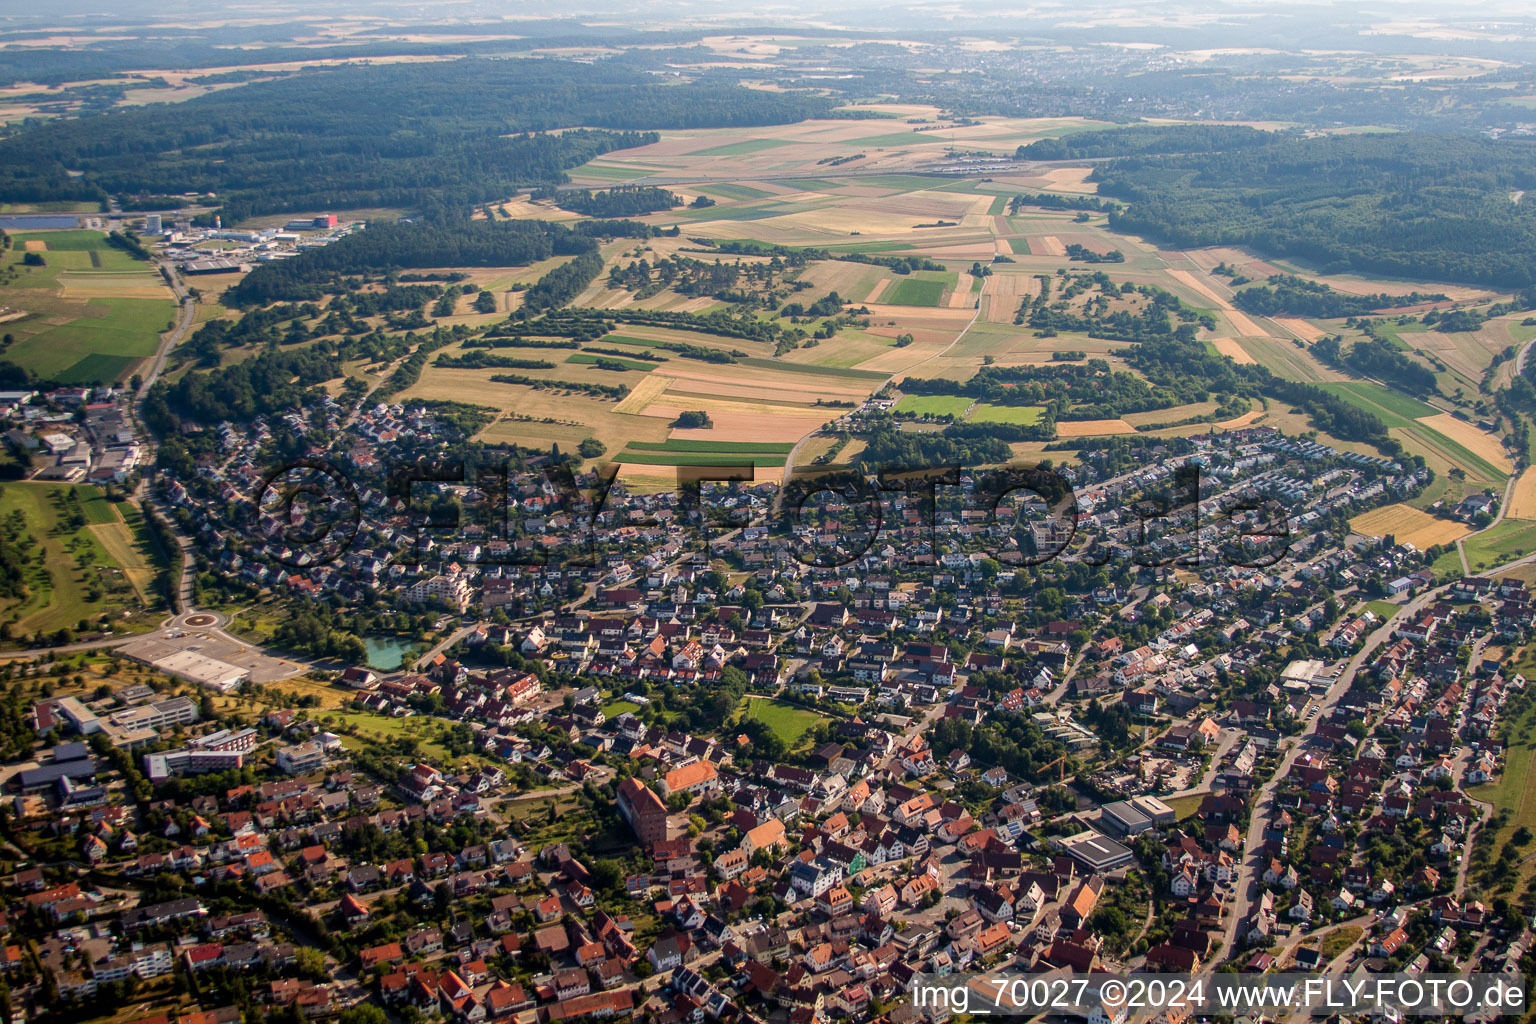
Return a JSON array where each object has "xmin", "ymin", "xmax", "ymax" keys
[{"xmin": 1039, "ymin": 754, "xmax": 1069, "ymax": 783}]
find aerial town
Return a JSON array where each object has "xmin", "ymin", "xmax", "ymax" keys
[
  {"xmin": 0, "ymin": 373, "xmax": 1524, "ymax": 1024},
  {"xmin": 2, "ymin": 6, "xmax": 1536, "ymax": 1024}
]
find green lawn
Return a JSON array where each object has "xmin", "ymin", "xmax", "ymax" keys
[
  {"xmin": 741, "ymin": 698, "xmax": 824, "ymax": 747},
  {"xmin": 884, "ymin": 276, "xmax": 948, "ymax": 307},
  {"xmin": 1364, "ymin": 600, "xmax": 1401, "ymax": 621},
  {"xmin": 1462, "ymin": 519, "xmax": 1536, "ymax": 572},
  {"xmin": 969, "ymin": 403, "xmax": 1045, "ymax": 425},
  {"xmin": 894, "ymin": 395, "xmax": 973, "ymax": 417},
  {"xmin": 602, "ymin": 700, "xmax": 641, "ymax": 717}
]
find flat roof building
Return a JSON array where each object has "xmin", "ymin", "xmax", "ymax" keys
[
  {"xmin": 1056, "ymin": 830, "xmax": 1135, "ymax": 873},
  {"xmin": 1098, "ymin": 800, "xmax": 1152, "ymax": 837}
]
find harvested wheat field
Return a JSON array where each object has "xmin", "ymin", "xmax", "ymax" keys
[
  {"xmin": 612, "ymin": 374, "xmax": 673, "ymax": 414},
  {"xmin": 1165, "ymin": 268, "xmax": 1230, "ymax": 308},
  {"xmin": 1055, "ymin": 418, "xmax": 1136, "ymax": 437},
  {"xmin": 1351, "ymin": 503, "xmax": 1471, "ymax": 549},
  {"xmin": 1031, "ymin": 235, "xmax": 1066, "ymax": 256},
  {"xmin": 947, "ymin": 273, "xmax": 975, "ymax": 307},
  {"xmin": 1416, "ymin": 413, "xmax": 1515, "ymax": 474},
  {"xmin": 1276, "ymin": 317, "xmax": 1325, "ymax": 342},
  {"xmin": 647, "ymin": 403, "xmax": 830, "ymax": 443},
  {"xmin": 1213, "ymin": 408, "xmax": 1266, "ymax": 429},
  {"xmin": 1039, "ymin": 167, "xmax": 1096, "ymax": 193},
  {"xmin": 1509, "ymin": 468, "xmax": 1536, "ymax": 520},
  {"xmin": 861, "ymin": 303, "xmax": 975, "ymax": 322},
  {"xmin": 1210, "ymin": 337, "xmax": 1256, "ymax": 364},
  {"xmin": 22, "ymin": 240, "xmax": 45, "ymax": 251}
]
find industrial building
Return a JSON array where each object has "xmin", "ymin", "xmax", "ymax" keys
[
  {"xmin": 1055, "ymin": 830, "xmax": 1135, "ymax": 873},
  {"xmin": 1098, "ymin": 794, "xmax": 1178, "ymax": 837},
  {"xmin": 119, "ymin": 639, "xmax": 249, "ymax": 694}
]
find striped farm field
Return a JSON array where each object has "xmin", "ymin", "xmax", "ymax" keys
[
  {"xmin": 616, "ymin": 449, "xmax": 789, "ymax": 467},
  {"xmin": 626, "ymin": 440, "xmax": 794, "ymax": 454},
  {"xmin": 1416, "ymin": 413, "xmax": 1514, "ymax": 475},
  {"xmin": 1350, "ymin": 502, "xmax": 1470, "ymax": 550}
]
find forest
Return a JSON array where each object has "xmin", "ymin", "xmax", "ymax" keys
[
  {"xmin": 0, "ymin": 57, "xmax": 838, "ymax": 220},
  {"xmin": 1081, "ymin": 129, "xmax": 1536, "ymax": 288},
  {"xmin": 225, "ymin": 219, "xmax": 597, "ymax": 306},
  {"xmin": 551, "ymin": 187, "xmax": 682, "ymax": 218},
  {"xmin": 1234, "ymin": 275, "xmax": 1447, "ymax": 318}
]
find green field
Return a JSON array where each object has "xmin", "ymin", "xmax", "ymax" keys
[
  {"xmin": 699, "ymin": 183, "xmax": 774, "ymax": 201},
  {"xmin": 1315, "ymin": 381, "xmax": 1508, "ymax": 481},
  {"xmin": 567, "ymin": 352, "xmax": 657, "ymax": 371},
  {"xmin": 884, "ymin": 277, "xmax": 948, "ymax": 307},
  {"xmin": 0, "ymin": 483, "xmax": 165, "ymax": 639},
  {"xmin": 615, "ymin": 449, "xmax": 789, "ymax": 467},
  {"xmin": 969, "ymin": 403, "xmax": 1045, "ymax": 425},
  {"xmin": 894, "ymin": 395, "xmax": 973, "ymax": 417},
  {"xmin": 625, "ymin": 440, "xmax": 794, "ymax": 454},
  {"xmin": 1314, "ymin": 382, "xmax": 1437, "ymax": 427},
  {"xmin": 690, "ymin": 138, "xmax": 798, "ymax": 157},
  {"xmin": 741, "ymin": 697, "xmax": 825, "ymax": 746},
  {"xmin": 1461, "ymin": 518, "xmax": 1536, "ymax": 572},
  {"xmin": 0, "ymin": 231, "xmax": 173, "ymax": 384},
  {"xmin": 1469, "ymin": 691, "xmax": 1536, "ymax": 893}
]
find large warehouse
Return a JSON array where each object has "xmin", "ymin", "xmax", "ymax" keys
[{"xmin": 119, "ymin": 638, "xmax": 250, "ymax": 694}]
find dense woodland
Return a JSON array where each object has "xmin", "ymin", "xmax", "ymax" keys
[
  {"xmin": 225, "ymin": 219, "xmax": 597, "ymax": 306},
  {"xmin": 0, "ymin": 58, "xmax": 838, "ymax": 220},
  {"xmin": 1062, "ymin": 128, "xmax": 1536, "ymax": 288},
  {"xmin": 551, "ymin": 187, "xmax": 682, "ymax": 218},
  {"xmin": 1233, "ymin": 275, "xmax": 1448, "ymax": 318}
]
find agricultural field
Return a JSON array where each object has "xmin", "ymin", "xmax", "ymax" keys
[
  {"xmin": 1349, "ymin": 503, "xmax": 1470, "ymax": 550},
  {"xmin": 884, "ymin": 273, "xmax": 954, "ymax": 307},
  {"xmin": 969, "ymin": 403, "xmax": 1044, "ymax": 425},
  {"xmin": 0, "ymin": 482, "xmax": 168, "ymax": 641},
  {"xmin": 241, "ymin": 106, "xmax": 1536, "ymax": 492},
  {"xmin": 0, "ymin": 230, "xmax": 175, "ymax": 383}
]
